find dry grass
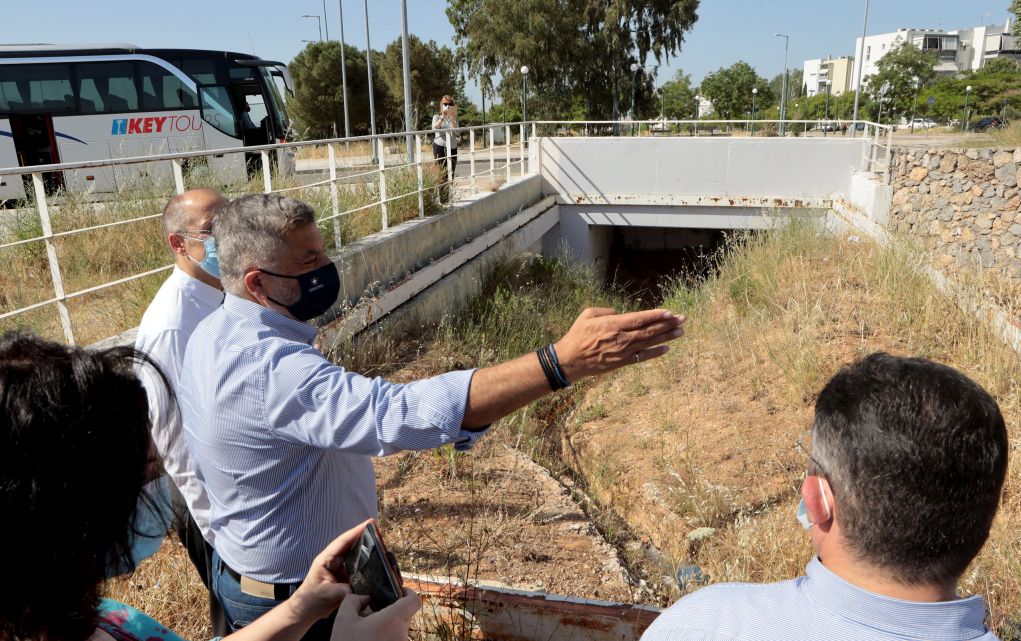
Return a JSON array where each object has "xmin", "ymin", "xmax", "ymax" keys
[{"xmin": 566, "ymin": 221, "xmax": 1021, "ymax": 633}]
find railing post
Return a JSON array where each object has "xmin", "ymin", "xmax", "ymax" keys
[
  {"xmin": 531, "ymin": 122, "xmax": 537, "ymax": 141},
  {"xmin": 519, "ymin": 123, "xmax": 526, "ymax": 178},
  {"xmin": 378, "ymin": 138, "xmax": 389, "ymax": 230},
  {"xmin": 445, "ymin": 131, "xmax": 454, "ymax": 203},
  {"xmin": 32, "ymin": 172, "xmax": 75, "ymax": 345},
  {"xmin": 505, "ymin": 124, "xmax": 511, "ymax": 183},
  {"xmin": 884, "ymin": 125, "xmax": 894, "ymax": 185},
  {"xmin": 171, "ymin": 158, "xmax": 185, "ymax": 195},
  {"xmin": 328, "ymin": 144, "xmax": 341, "ymax": 249},
  {"xmin": 260, "ymin": 150, "xmax": 272, "ymax": 193},
  {"xmin": 488, "ymin": 126, "xmax": 495, "ymax": 180},
  {"xmin": 870, "ymin": 125, "xmax": 879, "ymax": 175},
  {"xmin": 469, "ymin": 129, "xmax": 477, "ymax": 193},
  {"xmin": 415, "ymin": 133, "xmax": 424, "ymax": 218}
]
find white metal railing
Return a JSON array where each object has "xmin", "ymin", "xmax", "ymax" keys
[
  {"xmin": 0, "ymin": 118, "xmax": 890, "ymax": 345},
  {"xmin": 0, "ymin": 121, "xmax": 530, "ymax": 344}
]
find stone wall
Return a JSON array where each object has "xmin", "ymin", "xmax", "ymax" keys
[{"xmin": 889, "ymin": 147, "xmax": 1021, "ymax": 283}]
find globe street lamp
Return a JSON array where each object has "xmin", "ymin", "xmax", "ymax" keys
[
  {"xmin": 751, "ymin": 87, "xmax": 758, "ymax": 135},
  {"xmin": 910, "ymin": 76, "xmax": 921, "ymax": 133},
  {"xmin": 301, "ymin": 14, "xmax": 323, "ymax": 41},
  {"xmin": 521, "ymin": 65, "xmax": 530, "ymax": 123},
  {"xmin": 821, "ymin": 78, "xmax": 832, "ymax": 135},
  {"xmin": 962, "ymin": 85, "xmax": 973, "ymax": 131},
  {"xmin": 629, "ymin": 62, "xmax": 640, "ymax": 119}
]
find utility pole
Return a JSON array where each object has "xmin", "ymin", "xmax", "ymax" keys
[
  {"xmin": 850, "ymin": 0, "xmax": 870, "ymax": 138},
  {"xmin": 338, "ymin": 0, "xmax": 350, "ymax": 140},
  {"xmin": 363, "ymin": 0, "xmax": 377, "ymax": 158},
  {"xmin": 322, "ymin": 0, "xmax": 329, "ymax": 40},
  {"xmin": 400, "ymin": 0, "xmax": 414, "ymax": 158}
]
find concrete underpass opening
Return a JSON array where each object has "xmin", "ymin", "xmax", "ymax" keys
[{"xmin": 603, "ymin": 226, "xmax": 734, "ymax": 303}]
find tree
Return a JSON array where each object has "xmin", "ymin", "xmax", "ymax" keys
[
  {"xmin": 378, "ymin": 35, "xmax": 458, "ymax": 132},
  {"xmin": 659, "ymin": 70, "xmax": 697, "ymax": 118},
  {"xmin": 979, "ymin": 57, "xmax": 1019, "ymax": 75},
  {"xmin": 768, "ymin": 68, "xmax": 804, "ymax": 107},
  {"xmin": 699, "ymin": 62, "xmax": 773, "ymax": 119},
  {"xmin": 447, "ymin": 0, "xmax": 699, "ymax": 120},
  {"xmin": 1012, "ymin": 0, "xmax": 1021, "ymax": 37},
  {"xmin": 863, "ymin": 42, "xmax": 937, "ymax": 123},
  {"xmin": 288, "ymin": 41, "xmax": 379, "ymax": 138}
]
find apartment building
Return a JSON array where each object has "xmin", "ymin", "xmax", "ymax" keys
[
  {"xmin": 804, "ymin": 55, "xmax": 855, "ymax": 97},
  {"xmin": 848, "ymin": 21, "xmax": 1020, "ymax": 89}
]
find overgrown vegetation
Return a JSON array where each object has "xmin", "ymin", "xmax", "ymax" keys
[{"xmin": 567, "ymin": 221, "xmax": 1021, "ymax": 635}]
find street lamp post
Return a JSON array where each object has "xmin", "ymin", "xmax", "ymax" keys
[
  {"xmin": 321, "ymin": 0, "xmax": 329, "ymax": 39},
  {"xmin": 521, "ymin": 65, "xmax": 529, "ymax": 124},
  {"xmin": 775, "ymin": 33, "xmax": 790, "ymax": 136},
  {"xmin": 301, "ymin": 14, "xmax": 323, "ymax": 41},
  {"xmin": 850, "ymin": 0, "xmax": 871, "ymax": 138},
  {"xmin": 962, "ymin": 85, "xmax": 973, "ymax": 132},
  {"xmin": 630, "ymin": 62, "xmax": 639, "ymax": 136},
  {"xmin": 338, "ymin": 0, "xmax": 350, "ymax": 140},
  {"xmin": 659, "ymin": 87, "xmax": 665, "ymax": 119},
  {"xmin": 877, "ymin": 83, "xmax": 889, "ymax": 125},
  {"xmin": 751, "ymin": 87, "xmax": 758, "ymax": 135},
  {"xmin": 910, "ymin": 76, "xmax": 921, "ymax": 133}
]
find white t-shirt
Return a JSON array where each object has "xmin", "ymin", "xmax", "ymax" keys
[
  {"xmin": 432, "ymin": 113, "xmax": 459, "ymax": 149},
  {"xmin": 135, "ymin": 266, "xmax": 223, "ymax": 544}
]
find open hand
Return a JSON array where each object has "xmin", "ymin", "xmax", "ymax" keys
[{"xmin": 554, "ymin": 308, "xmax": 685, "ymax": 382}]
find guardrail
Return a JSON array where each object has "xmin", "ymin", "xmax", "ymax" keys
[{"xmin": 0, "ymin": 118, "xmax": 890, "ymax": 346}]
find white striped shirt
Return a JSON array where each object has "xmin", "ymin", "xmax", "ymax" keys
[
  {"xmin": 179, "ymin": 294, "xmax": 485, "ymax": 583},
  {"xmin": 135, "ymin": 267, "xmax": 223, "ymax": 544},
  {"xmin": 641, "ymin": 558, "xmax": 997, "ymax": 641}
]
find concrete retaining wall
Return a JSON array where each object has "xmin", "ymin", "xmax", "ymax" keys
[
  {"xmin": 539, "ymin": 137, "xmax": 865, "ymax": 204},
  {"xmin": 889, "ymin": 147, "xmax": 1021, "ymax": 283}
]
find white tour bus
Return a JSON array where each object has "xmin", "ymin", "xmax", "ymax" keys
[{"xmin": 0, "ymin": 44, "xmax": 294, "ymax": 200}]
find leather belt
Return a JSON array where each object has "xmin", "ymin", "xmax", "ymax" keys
[{"xmin": 222, "ymin": 561, "xmax": 301, "ymax": 601}]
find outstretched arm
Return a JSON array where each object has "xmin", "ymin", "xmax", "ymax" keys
[{"xmin": 462, "ymin": 308, "xmax": 685, "ymax": 428}]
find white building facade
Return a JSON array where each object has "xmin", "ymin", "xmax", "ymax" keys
[{"xmin": 849, "ymin": 21, "xmax": 1020, "ymax": 90}]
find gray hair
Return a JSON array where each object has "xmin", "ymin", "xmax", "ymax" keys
[{"xmin": 215, "ymin": 194, "xmax": 316, "ymax": 295}]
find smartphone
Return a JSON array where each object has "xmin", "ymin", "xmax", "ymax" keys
[{"xmin": 343, "ymin": 522, "xmax": 404, "ymax": 611}]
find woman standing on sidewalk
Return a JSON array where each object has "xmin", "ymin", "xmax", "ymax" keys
[{"xmin": 431, "ymin": 95, "xmax": 459, "ymax": 203}]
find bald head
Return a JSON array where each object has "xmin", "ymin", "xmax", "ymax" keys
[{"xmin": 162, "ymin": 189, "xmax": 228, "ymax": 237}]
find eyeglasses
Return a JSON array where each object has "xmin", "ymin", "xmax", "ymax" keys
[
  {"xmin": 796, "ymin": 429, "xmax": 828, "ymax": 477},
  {"xmin": 179, "ymin": 228, "xmax": 213, "ymax": 238},
  {"xmin": 442, "ymin": 102, "xmax": 455, "ymax": 106}
]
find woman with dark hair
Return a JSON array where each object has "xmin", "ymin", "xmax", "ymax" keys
[{"xmin": 0, "ymin": 332, "xmax": 419, "ymax": 641}]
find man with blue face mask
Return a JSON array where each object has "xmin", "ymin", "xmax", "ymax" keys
[
  {"xmin": 179, "ymin": 193, "xmax": 686, "ymax": 640},
  {"xmin": 135, "ymin": 187, "xmax": 228, "ymax": 634},
  {"xmin": 641, "ymin": 353, "xmax": 1008, "ymax": 641}
]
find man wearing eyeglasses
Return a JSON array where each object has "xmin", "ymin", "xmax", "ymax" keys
[
  {"xmin": 432, "ymin": 94, "xmax": 459, "ymax": 203},
  {"xmin": 642, "ymin": 352, "xmax": 1007, "ymax": 641},
  {"xmin": 135, "ymin": 188, "xmax": 228, "ymax": 634}
]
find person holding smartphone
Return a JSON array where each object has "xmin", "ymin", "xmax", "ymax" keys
[
  {"xmin": 0, "ymin": 332, "xmax": 420, "ymax": 641},
  {"xmin": 431, "ymin": 94, "xmax": 459, "ymax": 203}
]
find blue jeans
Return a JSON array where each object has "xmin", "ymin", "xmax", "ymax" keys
[{"xmin": 211, "ymin": 550, "xmax": 336, "ymax": 641}]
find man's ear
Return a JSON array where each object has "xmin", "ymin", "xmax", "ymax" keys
[
  {"xmin": 243, "ymin": 269, "xmax": 266, "ymax": 302},
  {"xmin": 167, "ymin": 233, "xmax": 187, "ymax": 257},
  {"xmin": 802, "ymin": 475, "xmax": 834, "ymax": 529}
]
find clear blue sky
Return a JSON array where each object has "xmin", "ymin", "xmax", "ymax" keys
[{"xmin": 3, "ymin": 0, "xmax": 1013, "ymax": 102}]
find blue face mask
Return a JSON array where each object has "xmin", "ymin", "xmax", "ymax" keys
[
  {"xmin": 106, "ymin": 475, "xmax": 175, "ymax": 577},
  {"xmin": 184, "ymin": 235, "xmax": 220, "ymax": 278},
  {"xmin": 796, "ymin": 477, "xmax": 831, "ymax": 531}
]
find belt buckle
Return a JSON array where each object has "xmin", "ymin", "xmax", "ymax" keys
[{"xmin": 240, "ymin": 575, "xmax": 277, "ymax": 600}]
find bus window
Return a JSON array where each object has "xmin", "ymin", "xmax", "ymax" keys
[
  {"xmin": 139, "ymin": 61, "xmax": 197, "ymax": 110},
  {"xmin": 0, "ymin": 64, "xmax": 74, "ymax": 114},
  {"xmin": 198, "ymin": 85, "xmax": 239, "ymax": 138},
  {"xmin": 181, "ymin": 59, "xmax": 219, "ymax": 85},
  {"xmin": 76, "ymin": 63, "xmax": 138, "ymax": 114}
]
